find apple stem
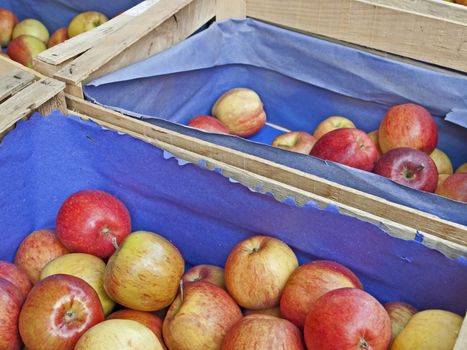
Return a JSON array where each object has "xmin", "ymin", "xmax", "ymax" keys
[
  {"xmin": 111, "ymin": 237, "xmax": 119, "ymax": 251},
  {"xmin": 179, "ymin": 279, "xmax": 184, "ymax": 303}
]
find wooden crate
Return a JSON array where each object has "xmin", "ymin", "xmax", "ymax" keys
[{"xmin": 0, "ymin": 56, "xmax": 66, "ymax": 139}]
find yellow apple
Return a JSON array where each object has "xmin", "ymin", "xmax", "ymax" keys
[
  {"xmin": 12, "ymin": 19, "xmax": 49, "ymax": 43},
  {"xmin": 313, "ymin": 116, "xmax": 356, "ymax": 140},
  {"xmin": 430, "ymin": 148, "xmax": 453, "ymax": 175},
  {"xmin": 68, "ymin": 11, "xmax": 109, "ymax": 38},
  {"xmin": 456, "ymin": 163, "xmax": 467, "ymax": 173},
  {"xmin": 40, "ymin": 253, "xmax": 115, "ymax": 315}
]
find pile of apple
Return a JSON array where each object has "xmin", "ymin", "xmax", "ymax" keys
[
  {"xmin": 187, "ymin": 88, "xmax": 467, "ymax": 203},
  {"xmin": 0, "ymin": 8, "xmax": 108, "ymax": 67},
  {"xmin": 0, "ymin": 189, "xmax": 464, "ymax": 350}
]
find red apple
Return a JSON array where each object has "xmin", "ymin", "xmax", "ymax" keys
[
  {"xmin": 455, "ymin": 0, "xmax": 467, "ymax": 5},
  {"xmin": 280, "ymin": 260, "xmax": 363, "ymax": 328},
  {"xmin": 456, "ymin": 163, "xmax": 467, "ymax": 173},
  {"xmin": 0, "ymin": 9, "xmax": 18, "ymax": 47},
  {"xmin": 162, "ymin": 281, "xmax": 242, "ymax": 350},
  {"xmin": 310, "ymin": 128, "xmax": 378, "ymax": 171},
  {"xmin": 272, "ymin": 131, "xmax": 317, "ymax": 154},
  {"xmin": 6, "ymin": 35, "xmax": 47, "ymax": 68},
  {"xmin": 384, "ymin": 301, "xmax": 417, "ymax": 342},
  {"xmin": 435, "ymin": 173, "xmax": 467, "ymax": 202},
  {"xmin": 225, "ymin": 235, "xmax": 298, "ymax": 310},
  {"xmin": 56, "ymin": 189, "xmax": 131, "ymax": 258},
  {"xmin": 368, "ymin": 130, "xmax": 383, "ymax": 159},
  {"xmin": 68, "ymin": 11, "xmax": 109, "ymax": 38},
  {"xmin": 304, "ymin": 288, "xmax": 391, "ymax": 350},
  {"xmin": 374, "ymin": 147, "xmax": 438, "ymax": 192},
  {"xmin": 378, "ymin": 103, "xmax": 438, "ymax": 154},
  {"xmin": 14, "ymin": 229, "xmax": 69, "ymax": 284},
  {"xmin": 313, "ymin": 116, "xmax": 356, "ymax": 140},
  {"xmin": 107, "ymin": 309, "xmax": 165, "ymax": 347},
  {"xmin": 182, "ymin": 264, "xmax": 225, "ymax": 289},
  {"xmin": 429, "ymin": 148, "xmax": 453, "ymax": 175},
  {"xmin": 211, "ymin": 88, "xmax": 267, "ymax": 137},
  {"xmin": 188, "ymin": 115, "xmax": 230, "ymax": 134},
  {"xmin": 222, "ymin": 314, "xmax": 305, "ymax": 350},
  {"xmin": 19, "ymin": 274, "xmax": 104, "ymax": 350},
  {"xmin": 437, "ymin": 173, "xmax": 450, "ymax": 192},
  {"xmin": 0, "ymin": 261, "xmax": 32, "ymax": 302},
  {"xmin": 47, "ymin": 27, "xmax": 68, "ymax": 48},
  {"xmin": 12, "ymin": 19, "xmax": 49, "ymax": 43},
  {"xmin": 244, "ymin": 306, "xmax": 282, "ymax": 318},
  {"xmin": 0, "ymin": 279, "xmax": 22, "ymax": 350}
]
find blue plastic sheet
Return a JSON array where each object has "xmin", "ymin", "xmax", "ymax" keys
[
  {"xmin": 0, "ymin": 0, "xmax": 141, "ymax": 32},
  {"xmin": 85, "ymin": 19, "xmax": 467, "ymax": 225},
  {"xmin": 0, "ymin": 112, "xmax": 466, "ymax": 315}
]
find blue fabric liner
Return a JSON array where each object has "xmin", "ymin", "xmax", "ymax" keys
[
  {"xmin": 0, "ymin": 112, "xmax": 466, "ymax": 315},
  {"xmin": 84, "ymin": 19, "xmax": 467, "ymax": 225},
  {"xmin": 0, "ymin": 0, "xmax": 142, "ymax": 32}
]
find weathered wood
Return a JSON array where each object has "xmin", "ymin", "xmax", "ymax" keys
[
  {"xmin": 246, "ymin": 0, "xmax": 467, "ymax": 72},
  {"xmin": 37, "ymin": 91, "xmax": 67, "ymax": 116},
  {"xmin": 0, "ymin": 70, "xmax": 35, "ymax": 102},
  {"xmin": 216, "ymin": 0, "xmax": 247, "ymax": 20}
]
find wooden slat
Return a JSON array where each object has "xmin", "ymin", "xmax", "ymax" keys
[
  {"xmin": 246, "ymin": 0, "xmax": 467, "ymax": 72},
  {"xmin": 66, "ymin": 95, "xmax": 467, "ymax": 248},
  {"xmin": 51, "ymin": 0, "xmax": 215, "ymax": 86},
  {"xmin": 0, "ymin": 78, "xmax": 65, "ymax": 129},
  {"xmin": 454, "ymin": 313, "xmax": 467, "ymax": 350},
  {"xmin": 216, "ymin": 0, "xmax": 247, "ymax": 20},
  {"xmin": 0, "ymin": 70, "xmax": 35, "ymax": 102}
]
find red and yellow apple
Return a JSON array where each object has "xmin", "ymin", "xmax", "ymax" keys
[
  {"xmin": 0, "ymin": 9, "xmax": 18, "ymax": 47},
  {"xmin": 182, "ymin": 264, "xmax": 225, "ymax": 289},
  {"xmin": 68, "ymin": 11, "xmax": 109, "ymax": 38},
  {"xmin": 162, "ymin": 281, "xmax": 242, "ymax": 350},
  {"xmin": 304, "ymin": 288, "xmax": 391, "ymax": 350},
  {"xmin": 225, "ymin": 235, "xmax": 298, "ymax": 309},
  {"xmin": 188, "ymin": 115, "xmax": 230, "ymax": 134},
  {"xmin": 14, "ymin": 229, "xmax": 69, "ymax": 283},
  {"xmin": 310, "ymin": 128, "xmax": 378, "ymax": 171},
  {"xmin": 104, "ymin": 230, "xmax": 184, "ymax": 311},
  {"xmin": 429, "ymin": 148, "xmax": 453, "ymax": 175},
  {"xmin": 456, "ymin": 163, "xmax": 467, "ymax": 173},
  {"xmin": 0, "ymin": 278, "xmax": 22, "ymax": 350},
  {"xmin": 280, "ymin": 260, "xmax": 363, "ymax": 328},
  {"xmin": 12, "ymin": 19, "xmax": 49, "ymax": 43},
  {"xmin": 211, "ymin": 88, "xmax": 267, "ymax": 137},
  {"xmin": 0, "ymin": 261, "xmax": 32, "ymax": 302},
  {"xmin": 19, "ymin": 274, "xmax": 104, "ymax": 350},
  {"xmin": 378, "ymin": 103, "xmax": 438, "ymax": 154},
  {"xmin": 384, "ymin": 301, "xmax": 417, "ymax": 342},
  {"xmin": 40, "ymin": 253, "xmax": 115, "ymax": 315},
  {"xmin": 272, "ymin": 131, "xmax": 317, "ymax": 154},
  {"xmin": 56, "ymin": 189, "xmax": 131, "ymax": 258},
  {"xmin": 313, "ymin": 116, "xmax": 356, "ymax": 140},
  {"xmin": 435, "ymin": 173, "xmax": 467, "ymax": 202},
  {"xmin": 222, "ymin": 314, "xmax": 305, "ymax": 350},
  {"xmin": 374, "ymin": 147, "xmax": 438, "ymax": 192},
  {"xmin": 6, "ymin": 35, "xmax": 47, "ymax": 68},
  {"xmin": 437, "ymin": 173, "xmax": 450, "ymax": 192},
  {"xmin": 244, "ymin": 306, "xmax": 282, "ymax": 318},
  {"xmin": 368, "ymin": 130, "xmax": 383, "ymax": 159},
  {"xmin": 47, "ymin": 27, "xmax": 68, "ymax": 48}
]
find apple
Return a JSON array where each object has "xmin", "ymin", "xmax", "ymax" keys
[
  {"xmin": 14, "ymin": 229, "xmax": 69, "ymax": 283},
  {"xmin": 68, "ymin": 11, "xmax": 109, "ymax": 38},
  {"xmin": 280, "ymin": 260, "xmax": 363, "ymax": 328},
  {"xmin": 378, "ymin": 103, "xmax": 438, "ymax": 154},
  {"xmin": 107, "ymin": 309, "xmax": 164, "ymax": 347},
  {"xmin": 374, "ymin": 147, "xmax": 438, "ymax": 192},
  {"xmin": 0, "ymin": 278, "xmax": 22, "ymax": 350},
  {"xmin": 56, "ymin": 189, "xmax": 131, "ymax": 258},
  {"xmin": 0, "ymin": 261, "xmax": 32, "ymax": 302},
  {"xmin": 384, "ymin": 301, "xmax": 417, "ymax": 342},
  {"xmin": 272, "ymin": 131, "xmax": 317, "ymax": 155},
  {"xmin": 437, "ymin": 173, "xmax": 450, "ymax": 192},
  {"xmin": 162, "ymin": 281, "xmax": 242, "ymax": 350},
  {"xmin": 225, "ymin": 235, "xmax": 298, "ymax": 310},
  {"xmin": 368, "ymin": 130, "xmax": 383, "ymax": 159},
  {"xmin": 435, "ymin": 173, "xmax": 467, "ymax": 202},
  {"xmin": 0, "ymin": 9, "xmax": 18, "ymax": 47},
  {"xmin": 211, "ymin": 88, "xmax": 267, "ymax": 137},
  {"xmin": 456, "ymin": 163, "xmax": 467, "ymax": 173},
  {"xmin": 19, "ymin": 274, "xmax": 104, "ymax": 350},
  {"xmin": 304, "ymin": 288, "xmax": 391, "ymax": 350},
  {"xmin": 313, "ymin": 116, "xmax": 356, "ymax": 140},
  {"xmin": 455, "ymin": 0, "xmax": 467, "ymax": 4},
  {"xmin": 182, "ymin": 264, "xmax": 225, "ymax": 289},
  {"xmin": 104, "ymin": 230, "xmax": 184, "ymax": 311},
  {"xmin": 310, "ymin": 128, "xmax": 378, "ymax": 171},
  {"xmin": 75, "ymin": 319, "xmax": 164, "ymax": 350},
  {"xmin": 40, "ymin": 253, "xmax": 115, "ymax": 315},
  {"xmin": 47, "ymin": 27, "xmax": 68, "ymax": 48},
  {"xmin": 222, "ymin": 314, "xmax": 305, "ymax": 350},
  {"xmin": 6, "ymin": 35, "xmax": 47, "ymax": 68},
  {"xmin": 188, "ymin": 115, "xmax": 230, "ymax": 134},
  {"xmin": 12, "ymin": 19, "xmax": 49, "ymax": 43},
  {"xmin": 244, "ymin": 306, "xmax": 282, "ymax": 318},
  {"xmin": 429, "ymin": 148, "xmax": 453, "ymax": 175}
]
